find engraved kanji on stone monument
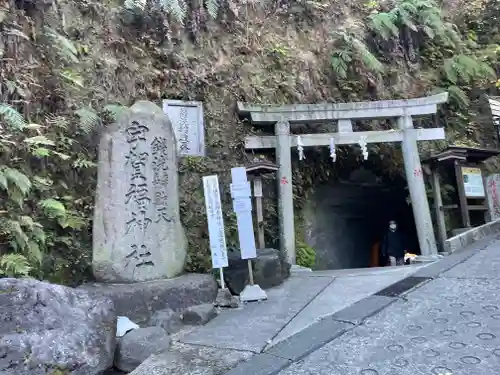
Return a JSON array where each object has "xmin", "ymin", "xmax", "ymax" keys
[{"xmin": 93, "ymin": 101, "xmax": 187, "ymax": 283}]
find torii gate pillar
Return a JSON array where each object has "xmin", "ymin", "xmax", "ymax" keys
[
  {"xmin": 399, "ymin": 115, "xmax": 437, "ymax": 256},
  {"xmin": 275, "ymin": 120, "xmax": 295, "ymax": 264}
]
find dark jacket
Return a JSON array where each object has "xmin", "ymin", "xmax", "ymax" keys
[{"xmin": 381, "ymin": 230, "xmax": 405, "ymax": 259}]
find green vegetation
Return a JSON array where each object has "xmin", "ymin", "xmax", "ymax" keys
[
  {"xmin": 296, "ymin": 241, "xmax": 316, "ymax": 269},
  {"xmin": 0, "ymin": 0, "xmax": 498, "ymax": 283}
]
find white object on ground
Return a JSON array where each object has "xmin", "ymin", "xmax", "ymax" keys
[
  {"xmin": 410, "ymin": 254, "xmax": 443, "ymax": 264},
  {"xmin": 240, "ymin": 284, "xmax": 268, "ymax": 302},
  {"xmin": 117, "ymin": 316, "xmax": 140, "ymax": 337},
  {"xmin": 291, "ymin": 264, "xmax": 313, "ymax": 273}
]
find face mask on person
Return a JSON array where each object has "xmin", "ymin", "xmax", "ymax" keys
[{"xmin": 389, "ymin": 223, "xmax": 397, "ymax": 230}]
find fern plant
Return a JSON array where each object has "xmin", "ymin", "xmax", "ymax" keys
[
  {"xmin": 124, "ymin": 0, "xmax": 220, "ymax": 24},
  {"xmin": 0, "ymin": 166, "xmax": 46, "ymax": 272},
  {"xmin": 0, "ymin": 104, "xmax": 82, "ymax": 279},
  {"xmin": 436, "ymin": 54, "xmax": 496, "ymax": 107},
  {"xmin": 0, "ymin": 104, "xmax": 27, "ymax": 130},
  {"xmin": 76, "ymin": 104, "xmax": 126, "ymax": 134},
  {"xmin": 442, "ymin": 54, "xmax": 496, "ymax": 85},
  {"xmin": 0, "ymin": 253, "xmax": 32, "ymax": 278},
  {"xmin": 331, "ymin": 31, "xmax": 384, "ymax": 79},
  {"xmin": 43, "ymin": 27, "xmax": 85, "ymax": 90},
  {"xmin": 296, "ymin": 241, "xmax": 316, "ymax": 269},
  {"xmin": 369, "ymin": 0, "xmax": 461, "ymax": 47}
]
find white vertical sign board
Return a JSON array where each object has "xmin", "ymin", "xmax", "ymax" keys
[
  {"xmin": 203, "ymin": 175, "xmax": 228, "ymax": 268},
  {"xmin": 163, "ymin": 100, "xmax": 205, "ymax": 157},
  {"xmin": 230, "ymin": 167, "xmax": 257, "ymax": 260}
]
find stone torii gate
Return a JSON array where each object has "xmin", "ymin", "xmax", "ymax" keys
[{"xmin": 238, "ymin": 93, "xmax": 449, "ymax": 265}]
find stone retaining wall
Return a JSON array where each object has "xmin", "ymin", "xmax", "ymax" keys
[{"xmin": 443, "ymin": 219, "xmax": 500, "ymax": 253}]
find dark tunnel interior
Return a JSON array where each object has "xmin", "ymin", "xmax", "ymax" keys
[{"xmin": 302, "ymin": 167, "xmax": 419, "ymax": 270}]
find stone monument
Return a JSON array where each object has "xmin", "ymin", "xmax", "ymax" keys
[{"xmin": 93, "ymin": 101, "xmax": 187, "ymax": 282}]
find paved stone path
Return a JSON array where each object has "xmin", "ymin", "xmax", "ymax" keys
[
  {"xmin": 179, "ymin": 265, "xmax": 423, "ymax": 352},
  {"xmin": 276, "ymin": 238, "xmax": 500, "ymax": 375}
]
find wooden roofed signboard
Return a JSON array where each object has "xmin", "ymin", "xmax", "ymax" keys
[
  {"xmin": 238, "ymin": 93, "xmax": 449, "ymax": 264},
  {"xmin": 423, "ymin": 146, "xmax": 500, "ymax": 249}
]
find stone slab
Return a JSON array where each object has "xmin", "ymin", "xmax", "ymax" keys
[
  {"xmin": 276, "ymin": 243, "xmax": 500, "ymax": 375},
  {"xmin": 265, "ymin": 317, "xmax": 352, "ymax": 361},
  {"xmin": 331, "ymin": 294, "xmax": 396, "ymax": 325},
  {"xmin": 374, "ymin": 276, "xmax": 431, "ymax": 297},
  {"xmin": 179, "ymin": 276, "xmax": 333, "ymax": 352},
  {"xmin": 115, "ymin": 326, "xmax": 172, "ymax": 372},
  {"xmin": 129, "ymin": 342, "xmax": 252, "ymax": 375},
  {"xmin": 444, "ymin": 219, "xmax": 500, "ymax": 253},
  {"xmin": 93, "ymin": 100, "xmax": 187, "ymax": 282},
  {"xmin": 306, "ymin": 264, "xmax": 424, "ymax": 278},
  {"xmin": 162, "ymin": 99, "xmax": 205, "ymax": 157},
  {"xmin": 269, "ymin": 267, "xmax": 419, "ymax": 346},
  {"xmin": 79, "ymin": 273, "xmax": 218, "ymax": 324},
  {"xmin": 224, "ymin": 354, "xmax": 291, "ymax": 375}
]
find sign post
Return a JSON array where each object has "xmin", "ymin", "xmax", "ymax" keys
[
  {"xmin": 230, "ymin": 167, "xmax": 267, "ymax": 302},
  {"xmin": 203, "ymin": 175, "xmax": 236, "ymax": 307},
  {"xmin": 253, "ymin": 178, "xmax": 265, "ymax": 249}
]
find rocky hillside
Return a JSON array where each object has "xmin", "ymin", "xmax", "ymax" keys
[{"xmin": 0, "ymin": 0, "xmax": 499, "ymax": 283}]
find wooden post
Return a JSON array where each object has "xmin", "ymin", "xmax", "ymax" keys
[
  {"xmin": 275, "ymin": 120, "xmax": 295, "ymax": 265},
  {"xmin": 398, "ymin": 115, "xmax": 438, "ymax": 256},
  {"xmin": 454, "ymin": 160, "xmax": 471, "ymax": 227},
  {"xmin": 253, "ymin": 177, "xmax": 265, "ymax": 249},
  {"xmin": 247, "ymin": 260, "xmax": 255, "ymax": 285},
  {"xmin": 481, "ymin": 167, "xmax": 492, "ymax": 223},
  {"xmin": 430, "ymin": 167, "xmax": 447, "ymax": 250}
]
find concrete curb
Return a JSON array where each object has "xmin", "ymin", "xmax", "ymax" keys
[
  {"xmin": 443, "ymin": 218, "xmax": 500, "ymax": 254},
  {"xmin": 414, "ymin": 233, "xmax": 498, "ymax": 278},
  {"xmin": 224, "ymin": 233, "xmax": 500, "ymax": 375}
]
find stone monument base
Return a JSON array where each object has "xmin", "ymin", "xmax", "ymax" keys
[
  {"xmin": 240, "ymin": 284, "xmax": 268, "ymax": 302},
  {"xmin": 78, "ymin": 273, "xmax": 218, "ymax": 324}
]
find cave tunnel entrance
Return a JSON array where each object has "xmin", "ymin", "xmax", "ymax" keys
[{"xmin": 301, "ymin": 162, "xmax": 420, "ymax": 270}]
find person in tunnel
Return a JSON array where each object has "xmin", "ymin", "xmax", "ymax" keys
[{"xmin": 381, "ymin": 220, "xmax": 406, "ymax": 266}]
